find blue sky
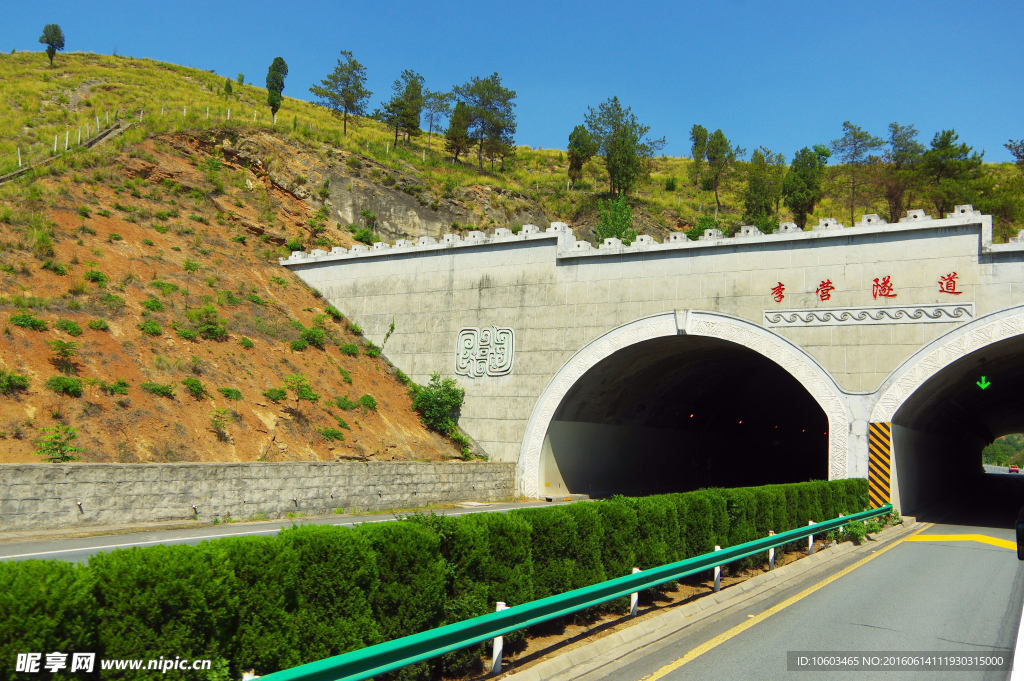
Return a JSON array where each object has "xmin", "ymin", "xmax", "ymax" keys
[{"xmin": 6, "ymin": 0, "xmax": 1023, "ymax": 161}]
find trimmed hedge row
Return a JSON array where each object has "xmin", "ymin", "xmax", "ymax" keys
[{"xmin": 0, "ymin": 479, "xmax": 867, "ymax": 681}]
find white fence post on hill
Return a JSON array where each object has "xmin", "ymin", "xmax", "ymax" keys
[{"xmin": 629, "ymin": 566, "xmax": 641, "ymax": 616}]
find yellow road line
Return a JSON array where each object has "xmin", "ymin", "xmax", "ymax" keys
[
  {"xmin": 905, "ymin": 534, "xmax": 1016, "ymax": 550},
  {"xmin": 645, "ymin": 523, "xmax": 933, "ymax": 681}
]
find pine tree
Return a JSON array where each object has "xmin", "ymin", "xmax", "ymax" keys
[
  {"xmin": 39, "ymin": 24, "xmax": 65, "ymax": 67},
  {"xmin": 782, "ymin": 146, "xmax": 831, "ymax": 229},
  {"xmin": 309, "ymin": 51, "xmax": 372, "ymax": 136},
  {"xmin": 266, "ymin": 57, "xmax": 288, "ymax": 117},
  {"xmin": 445, "ymin": 101, "xmax": 472, "ymax": 163}
]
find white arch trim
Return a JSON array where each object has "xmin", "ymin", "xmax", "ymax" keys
[
  {"xmin": 871, "ymin": 306, "xmax": 1024, "ymax": 423},
  {"xmin": 516, "ymin": 310, "xmax": 852, "ymax": 498}
]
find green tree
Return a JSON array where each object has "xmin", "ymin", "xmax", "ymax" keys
[
  {"xmin": 743, "ymin": 147, "xmax": 787, "ymax": 226},
  {"xmin": 920, "ymin": 129, "xmax": 984, "ymax": 217},
  {"xmin": 567, "ymin": 125, "xmax": 598, "ymax": 186},
  {"xmin": 284, "ymin": 373, "xmax": 320, "ymax": 409},
  {"xmin": 445, "ymin": 101, "xmax": 473, "ymax": 163},
  {"xmin": 782, "ymin": 145, "xmax": 831, "ymax": 229},
  {"xmin": 309, "ymin": 50, "xmax": 372, "ymax": 136},
  {"xmin": 830, "ymin": 121, "xmax": 884, "ymax": 226},
  {"xmin": 35, "ymin": 425, "xmax": 83, "ymax": 462},
  {"xmin": 878, "ymin": 122, "xmax": 925, "ymax": 223},
  {"xmin": 422, "ymin": 90, "xmax": 453, "ymax": 150},
  {"xmin": 376, "ymin": 70, "xmax": 424, "ymax": 145},
  {"xmin": 453, "ymin": 73, "xmax": 517, "ymax": 172},
  {"xmin": 1006, "ymin": 139, "xmax": 1024, "ymax": 172},
  {"xmin": 47, "ymin": 339, "xmax": 78, "ymax": 375},
  {"xmin": 688, "ymin": 124, "xmax": 709, "ymax": 187},
  {"xmin": 594, "ymin": 194, "xmax": 637, "ymax": 245},
  {"xmin": 236, "ymin": 73, "xmax": 245, "ymax": 85},
  {"xmin": 265, "ymin": 57, "xmax": 288, "ymax": 117},
  {"xmin": 38, "ymin": 24, "xmax": 65, "ymax": 67},
  {"xmin": 704, "ymin": 129, "xmax": 744, "ymax": 212},
  {"xmin": 182, "ymin": 258, "xmax": 200, "ymax": 310},
  {"xmin": 224, "ymin": 78, "xmax": 233, "ymax": 96},
  {"xmin": 584, "ymin": 97, "xmax": 665, "ymax": 196}
]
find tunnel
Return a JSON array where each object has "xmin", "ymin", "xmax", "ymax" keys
[
  {"xmin": 539, "ymin": 335, "xmax": 830, "ymax": 497},
  {"xmin": 891, "ymin": 334, "xmax": 1024, "ymax": 521}
]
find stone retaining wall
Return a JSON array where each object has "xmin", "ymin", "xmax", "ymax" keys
[{"xmin": 0, "ymin": 461, "xmax": 516, "ymax": 531}]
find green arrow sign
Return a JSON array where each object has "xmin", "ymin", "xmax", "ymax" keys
[{"xmin": 977, "ymin": 376, "xmax": 991, "ymax": 389}]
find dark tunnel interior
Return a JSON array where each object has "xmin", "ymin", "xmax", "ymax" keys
[
  {"xmin": 893, "ymin": 334, "xmax": 1024, "ymax": 526},
  {"xmin": 541, "ymin": 335, "xmax": 829, "ymax": 497}
]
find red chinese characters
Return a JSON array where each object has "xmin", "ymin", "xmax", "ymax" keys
[
  {"xmin": 939, "ymin": 272, "xmax": 962, "ymax": 295},
  {"xmin": 816, "ymin": 279, "xmax": 835, "ymax": 301},
  {"xmin": 771, "ymin": 282, "xmax": 785, "ymax": 303},
  {"xmin": 872, "ymin": 276, "xmax": 897, "ymax": 299}
]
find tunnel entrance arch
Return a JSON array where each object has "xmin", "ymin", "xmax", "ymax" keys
[
  {"xmin": 517, "ymin": 311, "xmax": 852, "ymax": 498},
  {"xmin": 871, "ymin": 306, "xmax": 1024, "ymax": 514}
]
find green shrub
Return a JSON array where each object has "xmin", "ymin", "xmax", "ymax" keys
[
  {"xmin": 352, "ymin": 228, "xmax": 376, "ymax": 246},
  {"xmin": 239, "ymin": 337, "xmax": 255, "ymax": 349},
  {"xmin": 186, "ymin": 305, "xmax": 228, "ymax": 341},
  {"xmin": 363, "ymin": 340, "xmax": 381, "ymax": 357},
  {"xmin": 218, "ymin": 387, "xmax": 243, "ymax": 401},
  {"xmin": 0, "ymin": 561, "xmax": 98, "ymax": 673},
  {"xmin": 141, "ymin": 381, "xmax": 175, "ymax": 398},
  {"xmin": 142, "ymin": 238, "xmax": 155, "ymax": 246},
  {"xmin": 41, "ymin": 260, "xmax": 68, "ymax": 275},
  {"xmin": 285, "ymin": 238, "xmax": 304, "ymax": 252},
  {"xmin": 99, "ymin": 293, "xmax": 126, "ymax": 310},
  {"xmin": 87, "ymin": 318, "xmax": 109, "ymax": 331},
  {"xmin": 301, "ymin": 327, "xmax": 326, "ymax": 350},
  {"xmin": 290, "ymin": 339, "xmax": 308, "ymax": 352},
  {"xmin": 99, "ymin": 379, "xmax": 130, "ymax": 396},
  {"xmin": 340, "ymin": 344, "xmax": 358, "ymax": 356},
  {"xmin": 0, "ymin": 369, "xmax": 30, "ymax": 395},
  {"xmin": 9, "ymin": 312, "xmax": 47, "ymax": 331},
  {"xmin": 55, "ymin": 319, "xmax": 83, "ymax": 336},
  {"xmin": 245, "ymin": 293, "xmax": 266, "ymax": 306},
  {"xmin": 263, "ymin": 388, "xmax": 287, "ymax": 402},
  {"xmin": 182, "ymin": 377, "xmax": 209, "ymax": 401},
  {"xmin": 137, "ymin": 319, "xmax": 161, "ymax": 336},
  {"xmin": 411, "ymin": 372, "xmax": 465, "ymax": 434},
  {"xmin": 176, "ymin": 327, "xmax": 199, "ymax": 341},
  {"xmin": 335, "ymin": 395, "xmax": 358, "ymax": 410},
  {"xmin": 356, "ymin": 522, "xmax": 446, "ymax": 675},
  {"xmin": 141, "ymin": 298, "xmax": 165, "ymax": 312},
  {"xmin": 338, "ymin": 367, "xmax": 352, "ymax": 384},
  {"xmin": 358, "ymin": 394, "xmax": 376, "ymax": 411},
  {"xmin": 151, "ymin": 281, "xmax": 179, "ymax": 296},
  {"xmin": 83, "ymin": 269, "xmax": 108, "ymax": 286},
  {"xmin": 45, "ymin": 376, "xmax": 82, "ymax": 397},
  {"xmin": 108, "ymin": 233, "xmax": 123, "ymax": 242},
  {"xmin": 325, "ymin": 305, "xmax": 343, "ymax": 320},
  {"xmin": 320, "ymin": 427, "xmax": 345, "ymax": 442},
  {"xmin": 231, "ymin": 235, "xmax": 247, "ymax": 245}
]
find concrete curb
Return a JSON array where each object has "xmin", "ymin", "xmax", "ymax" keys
[{"xmin": 504, "ymin": 521, "xmax": 918, "ymax": 681}]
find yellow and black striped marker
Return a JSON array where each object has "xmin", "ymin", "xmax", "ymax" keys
[{"xmin": 868, "ymin": 421, "xmax": 892, "ymax": 508}]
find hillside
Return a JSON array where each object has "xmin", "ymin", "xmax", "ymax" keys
[
  {"xmin": 3, "ymin": 51, "xmax": 1021, "ymax": 245},
  {"xmin": 0, "ymin": 125, "xmax": 475, "ymax": 464}
]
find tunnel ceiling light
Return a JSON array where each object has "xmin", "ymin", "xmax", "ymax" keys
[
  {"xmin": 802, "ymin": 429, "xmax": 806, "ymax": 433},
  {"xmin": 690, "ymin": 414, "xmax": 694, "ymax": 418},
  {"xmin": 738, "ymin": 420, "xmax": 743, "ymax": 424}
]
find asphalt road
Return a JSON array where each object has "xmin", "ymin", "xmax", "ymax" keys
[
  {"xmin": 0, "ymin": 500, "xmax": 560, "ymax": 564},
  {"xmin": 582, "ymin": 522, "xmax": 1023, "ymax": 681}
]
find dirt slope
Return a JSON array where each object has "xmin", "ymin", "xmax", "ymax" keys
[{"xmin": 0, "ymin": 131, "xmax": 463, "ymax": 464}]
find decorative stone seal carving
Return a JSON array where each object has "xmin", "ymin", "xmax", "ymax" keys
[{"xmin": 455, "ymin": 326, "xmax": 515, "ymax": 378}]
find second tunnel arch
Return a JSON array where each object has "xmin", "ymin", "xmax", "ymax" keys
[{"xmin": 517, "ymin": 310, "xmax": 852, "ymax": 498}]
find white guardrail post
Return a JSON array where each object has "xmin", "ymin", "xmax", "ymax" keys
[
  {"xmin": 808, "ymin": 520, "xmax": 815, "ymax": 554},
  {"xmin": 490, "ymin": 602, "xmax": 507, "ymax": 674},
  {"xmin": 767, "ymin": 530, "xmax": 775, "ymax": 570},
  {"xmin": 713, "ymin": 545, "xmax": 722, "ymax": 592},
  {"xmin": 629, "ymin": 567, "xmax": 640, "ymax": 616}
]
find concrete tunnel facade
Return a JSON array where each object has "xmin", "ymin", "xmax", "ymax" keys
[{"xmin": 282, "ymin": 207, "xmax": 1024, "ymax": 514}]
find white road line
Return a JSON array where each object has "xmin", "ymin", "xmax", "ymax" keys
[
  {"xmin": 0, "ymin": 505, "xmax": 521, "ymax": 560},
  {"xmin": 1012, "ymin": 590, "xmax": 1024, "ymax": 678}
]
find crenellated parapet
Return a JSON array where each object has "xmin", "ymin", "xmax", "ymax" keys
[{"xmin": 281, "ymin": 206, "xmax": 1002, "ymax": 267}]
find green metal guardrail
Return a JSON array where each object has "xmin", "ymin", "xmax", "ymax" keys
[{"xmin": 262, "ymin": 503, "xmax": 893, "ymax": 681}]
